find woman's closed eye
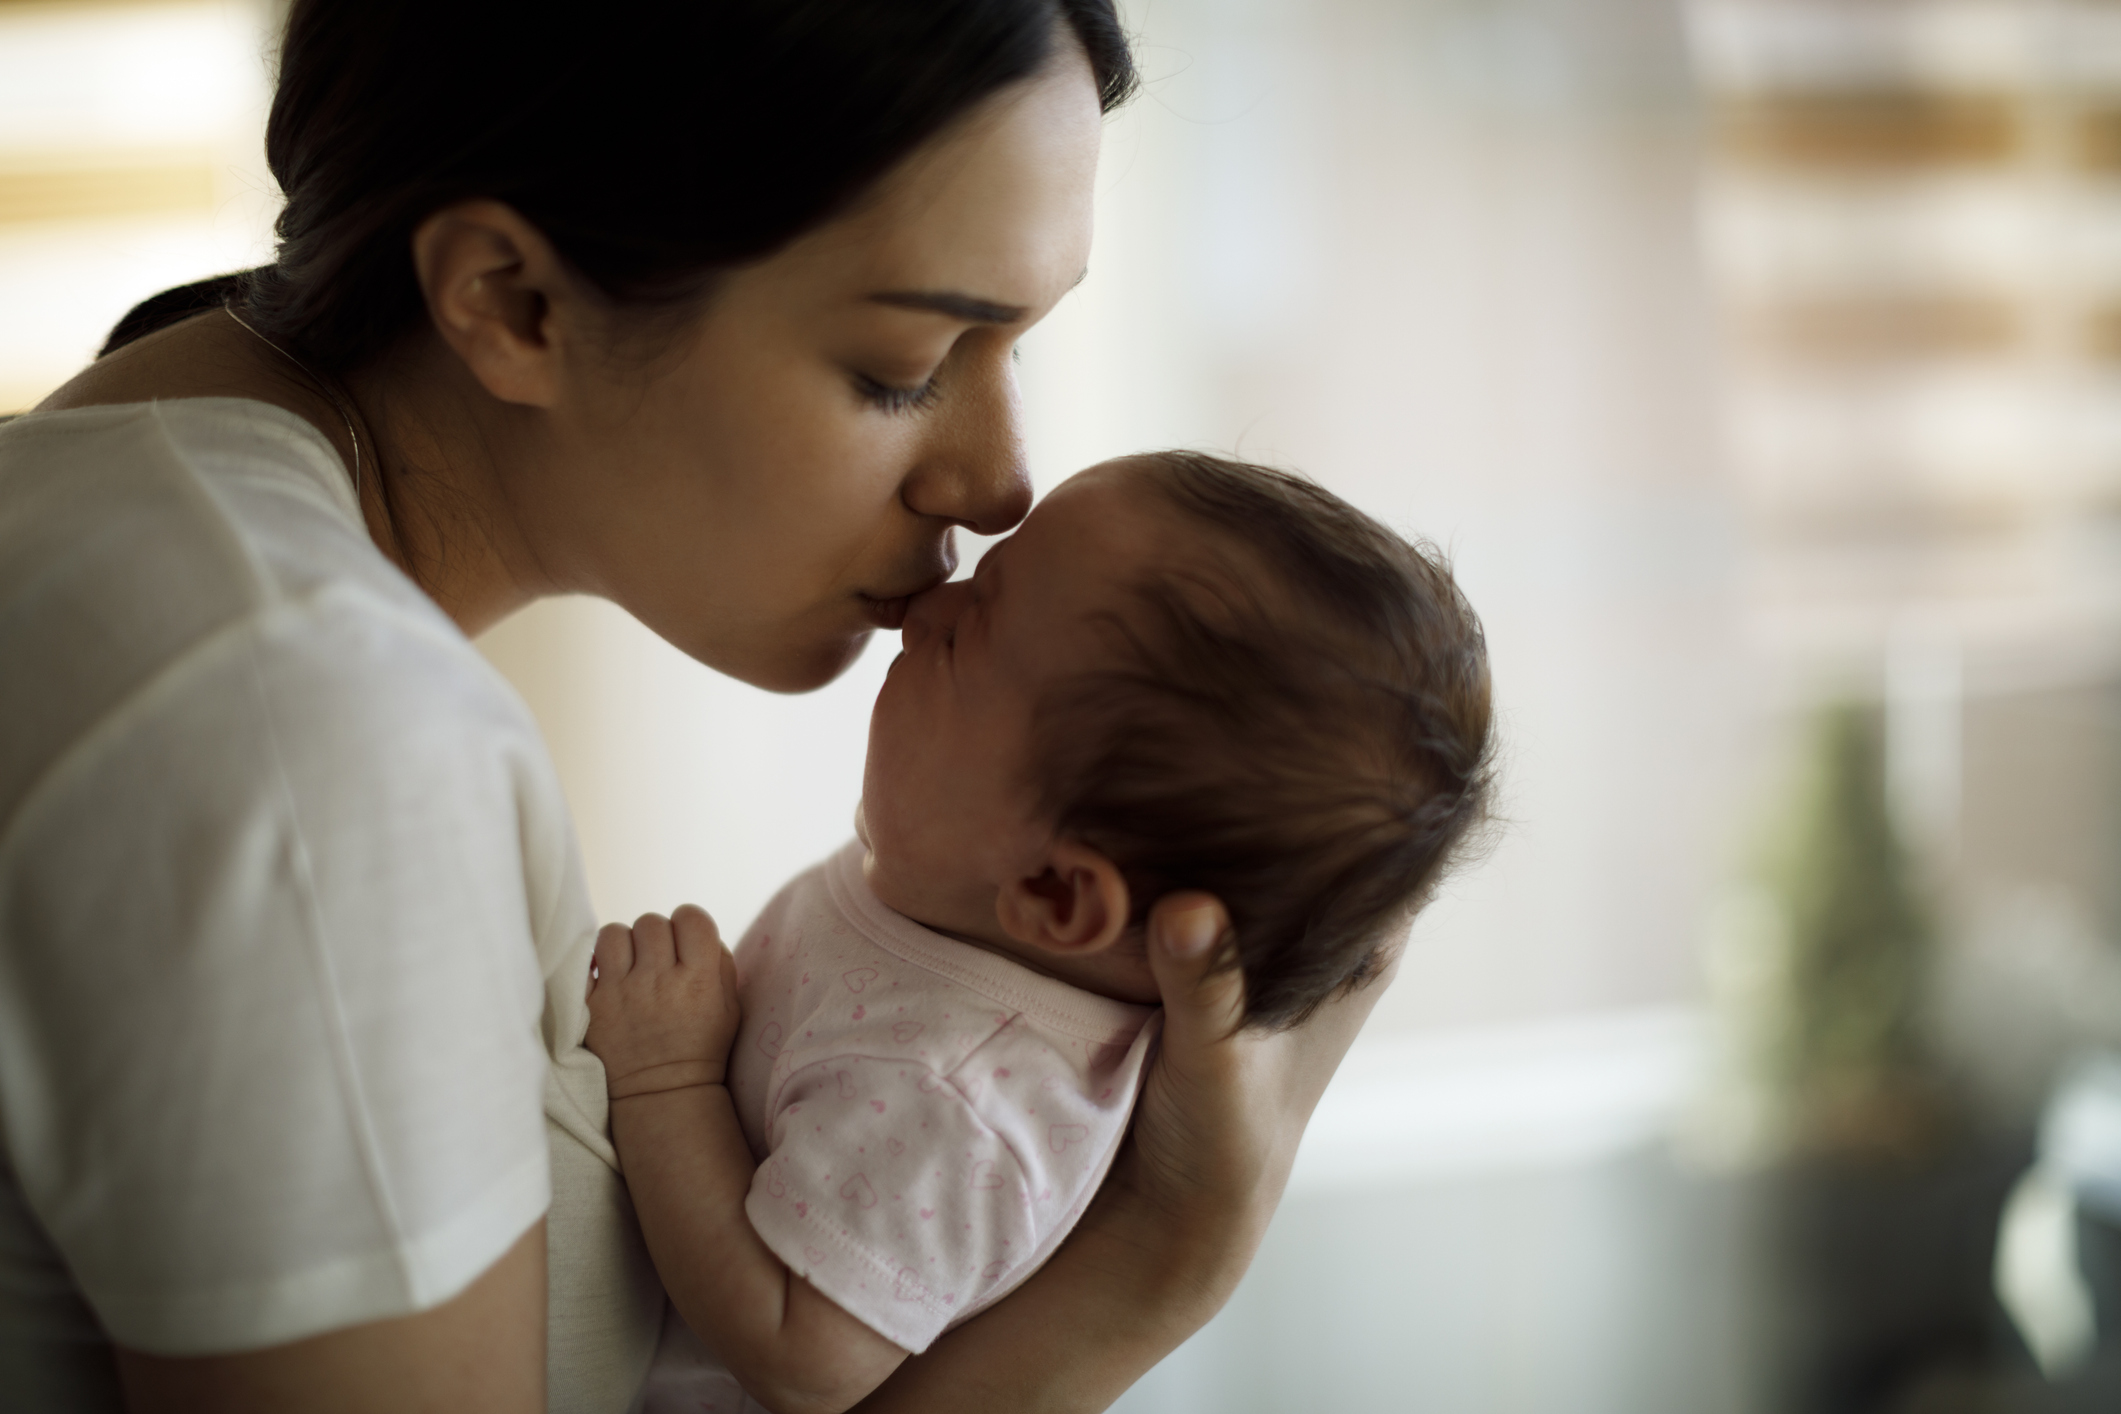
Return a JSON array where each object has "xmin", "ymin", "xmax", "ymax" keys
[{"xmin": 853, "ymin": 371, "xmax": 941, "ymax": 415}]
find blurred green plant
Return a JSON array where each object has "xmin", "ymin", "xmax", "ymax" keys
[
  {"xmin": 1769, "ymin": 702, "xmax": 1943, "ymax": 1156},
  {"xmin": 1699, "ymin": 701, "xmax": 1951, "ymax": 1164}
]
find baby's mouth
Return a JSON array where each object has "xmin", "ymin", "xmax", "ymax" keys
[{"xmin": 858, "ymin": 594, "xmax": 912, "ymax": 630}]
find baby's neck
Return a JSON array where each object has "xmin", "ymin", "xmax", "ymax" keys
[
  {"xmin": 919, "ymin": 917, "xmax": 1155, "ymax": 1005},
  {"xmin": 857, "ymin": 842, "xmax": 1161, "ymax": 1006}
]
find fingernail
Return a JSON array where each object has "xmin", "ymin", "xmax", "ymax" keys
[{"xmin": 1166, "ymin": 903, "xmax": 1219, "ymax": 959}]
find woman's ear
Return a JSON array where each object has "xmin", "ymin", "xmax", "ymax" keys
[
  {"xmin": 409, "ymin": 199, "xmax": 576, "ymax": 408},
  {"xmin": 996, "ymin": 839, "xmax": 1131, "ymax": 956}
]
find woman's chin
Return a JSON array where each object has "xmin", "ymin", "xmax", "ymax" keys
[
  {"xmin": 669, "ymin": 619, "xmax": 873, "ymax": 693},
  {"xmin": 740, "ymin": 629, "xmax": 875, "ymax": 695}
]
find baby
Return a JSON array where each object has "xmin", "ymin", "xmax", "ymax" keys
[{"xmin": 585, "ymin": 451, "xmax": 1494, "ymax": 1414}]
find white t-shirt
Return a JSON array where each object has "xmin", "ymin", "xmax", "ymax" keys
[{"xmin": 0, "ymin": 399, "xmax": 645, "ymax": 1408}]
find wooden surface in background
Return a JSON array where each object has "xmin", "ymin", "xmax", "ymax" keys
[
  {"xmin": 0, "ymin": 153, "xmax": 220, "ymax": 225},
  {"xmin": 1717, "ymin": 91, "xmax": 2021, "ymax": 168}
]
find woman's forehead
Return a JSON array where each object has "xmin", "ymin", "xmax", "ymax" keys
[{"xmin": 794, "ymin": 60, "xmax": 1101, "ymax": 309}]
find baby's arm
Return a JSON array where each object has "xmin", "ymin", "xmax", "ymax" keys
[{"xmin": 584, "ymin": 906, "xmax": 908, "ymax": 1414}]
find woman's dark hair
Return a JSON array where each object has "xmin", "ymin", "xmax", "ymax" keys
[{"xmin": 102, "ymin": 0, "xmax": 1136, "ymax": 365}]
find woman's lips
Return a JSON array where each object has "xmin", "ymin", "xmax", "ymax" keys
[{"xmin": 860, "ymin": 567, "xmax": 949, "ymax": 631}]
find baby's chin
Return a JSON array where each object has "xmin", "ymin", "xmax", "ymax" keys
[{"xmin": 851, "ymin": 824, "xmax": 947, "ymax": 928}]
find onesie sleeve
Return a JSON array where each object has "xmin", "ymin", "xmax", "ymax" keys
[{"xmin": 743, "ymin": 1056, "xmax": 1037, "ymax": 1353}]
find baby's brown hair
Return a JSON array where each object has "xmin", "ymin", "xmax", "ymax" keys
[{"xmin": 1033, "ymin": 452, "xmax": 1495, "ymax": 1030}]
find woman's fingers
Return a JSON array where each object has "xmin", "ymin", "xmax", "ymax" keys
[
  {"xmin": 1145, "ymin": 891, "xmax": 1245, "ymax": 1048},
  {"xmin": 669, "ymin": 904, "xmax": 723, "ymax": 969},
  {"xmin": 1131, "ymin": 891, "xmax": 1263, "ymax": 1215},
  {"xmin": 1130, "ymin": 894, "xmax": 1404, "ymax": 1231}
]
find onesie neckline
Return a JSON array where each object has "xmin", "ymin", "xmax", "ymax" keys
[{"xmin": 821, "ymin": 840, "xmax": 1156, "ymax": 1043}]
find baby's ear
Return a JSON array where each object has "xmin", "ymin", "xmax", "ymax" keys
[{"xmin": 996, "ymin": 840, "xmax": 1132, "ymax": 956}]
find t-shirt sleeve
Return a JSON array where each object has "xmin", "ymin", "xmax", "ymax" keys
[
  {"xmin": 0, "ymin": 591, "xmax": 552, "ymax": 1355},
  {"xmin": 743, "ymin": 1056, "xmax": 1037, "ymax": 1354}
]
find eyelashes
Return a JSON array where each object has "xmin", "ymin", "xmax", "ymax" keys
[
  {"xmin": 854, "ymin": 340, "xmax": 1018, "ymax": 414},
  {"xmin": 853, "ymin": 372, "xmax": 941, "ymax": 415}
]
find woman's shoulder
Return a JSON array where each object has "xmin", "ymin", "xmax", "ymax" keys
[
  {"xmin": 1, "ymin": 397, "xmax": 373, "ymax": 631},
  {"xmin": 1, "ymin": 396, "xmax": 371, "ymax": 603},
  {"xmin": 0, "ymin": 398, "xmax": 538, "ymax": 842}
]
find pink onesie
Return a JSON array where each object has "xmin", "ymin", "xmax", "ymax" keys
[{"xmin": 637, "ymin": 840, "xmax": 1159, "ymax": 1412}]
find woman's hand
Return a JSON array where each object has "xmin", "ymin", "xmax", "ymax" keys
[
  {"xmin": 583, "ymin": 905, "xmax": 743, "ymax": 1102},
  {"xmin": 850, "ymin": 893, "xmax": 1396, "ymax": 1413},
  {"xmin": 1100, "ymin": 891, "xmax": 1398, "ymax": 1308}
]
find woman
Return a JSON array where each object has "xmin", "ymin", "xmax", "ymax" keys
[{"xmin": 0, "ymin": 2, "xmax": 1394, "ymax": 1409}]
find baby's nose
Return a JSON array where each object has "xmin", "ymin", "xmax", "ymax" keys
[{"xmin": 904, "ymin": 580, "xmax": 971, "ymax": 638}]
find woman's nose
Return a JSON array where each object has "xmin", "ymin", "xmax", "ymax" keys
[{"xmin": 902, "ymin": 354, "xmax": 1034, "ymax": 536}]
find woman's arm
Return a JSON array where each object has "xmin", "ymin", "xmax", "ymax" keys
[
  {"xmin": 849, "ymin": 892, "xmax": 1392, "ymax": 1413},
  {"xmin": 113, "ymin": 1222, "xmax": 546, "ymax": 1414}
]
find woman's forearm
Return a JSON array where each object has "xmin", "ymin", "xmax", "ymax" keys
[{"xmin": 847, "ymin": 1150, "xmax": 1265, "ymax": 1414}]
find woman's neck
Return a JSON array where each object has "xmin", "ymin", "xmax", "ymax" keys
[
  {"xmin": 39, "ymin": 311, "xmax": 554, "ymax": 637},
  {"xmin": 340, "ymin": 335, "xmax": 565, "ymax": 635}
]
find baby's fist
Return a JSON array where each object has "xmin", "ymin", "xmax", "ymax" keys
[{"xmin": 584, "ymin": 904, "xmax": 743, "ymax": 1102}]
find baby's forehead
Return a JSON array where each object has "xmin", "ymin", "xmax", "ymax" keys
[
  {"xmin": 1032, "ymin": 458, "xmax": 1193, "ymax": 550},
  {"xmin": 1009, "ymin": 467, "xmax": 1193, "ymax": 588},
  {"xmin": 1011, "ymin": 467, "xmax": 1280, "ymax": 645},
  {"xmin": 1060, "ymin": 459, "xmax": 1276, "ymax": 576},
  {"xmin": 1030, "ymin": 459, "xmax": 1141, "ymax": 524}
]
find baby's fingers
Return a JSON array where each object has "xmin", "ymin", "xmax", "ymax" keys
[
  {"xmin": 628, "ymin": 912, "xmax": 678, "ymax": 973},
  {"xmin": 669, "ymin": 904, "xmax": 725, "ymax": 970},
  {"xmin": 592, "ymin": 921, "xmax": 636, "ymax": 987}
]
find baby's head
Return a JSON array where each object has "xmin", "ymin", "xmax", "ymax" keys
[{"xmin": 858, "ymin": 452, "xmax": 1493, "ymax": 1028}]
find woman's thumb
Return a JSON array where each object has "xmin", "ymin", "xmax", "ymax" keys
[{"xmin": 1147, "ymin": 892, "xmax": 1247, "ymax": 1042}]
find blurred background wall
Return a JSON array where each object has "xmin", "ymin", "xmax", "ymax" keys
[
  {"xmin": 0, "ymin": 0, "xmax": 278, "ymax": 410},
  {"xmin": 9, "ymin": 0, "xmax": 2121, "ymax": 1409}
]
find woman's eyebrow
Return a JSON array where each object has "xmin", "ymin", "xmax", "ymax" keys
[{"xmin": 869, "ymin": 290, "xmax": 1028, "ymax": 324}]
